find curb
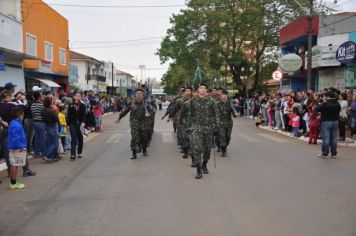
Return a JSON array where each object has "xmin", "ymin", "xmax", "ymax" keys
[{"xmin": 258, "ymin": 125, "xmax": 356, "ymax": 147}]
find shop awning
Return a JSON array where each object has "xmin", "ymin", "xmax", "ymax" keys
[{"xmin": 32, "ymin": 78, "xmax": 61, "ymax": 88}]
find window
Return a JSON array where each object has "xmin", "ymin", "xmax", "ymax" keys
[
  {"xmin": 59, "ymin": 48, "xmax": 66, "ymax": 65},
  {"xmin": 44, "ymin": 41, "xmax": 53, "ymax": 62},
  {"xmin": 26, "ymin": 33, "xmax": 37, "ymax": 56},
  {"xmin": 281, "ymin": 79, "xmax": 291, "ymax": 87}
]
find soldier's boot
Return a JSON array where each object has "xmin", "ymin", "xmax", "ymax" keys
[
  {"xmin": 143, "ymin": 147, "xmax": 148, "ymax": 156},
  {"xmin": 191, "ymin": 155, "xmax": 197, "ymax": 167},
  {"xmin": 195, "ymin": 163, "xmax": 203, "ymax": 179},
  {"xmin": 182, "ymin": 149, "xmax": 188, "ymax": 159},
  {"xmin": 217, "ymin": 146, "xmax": 221, "ymax": 152},
  {"xmin": 202, "ymin": 160, "xmax": 209, "ymax": 174},
  {"xmin": 131, "ymin": 151, "xmax": 137, "ymax": 160},
  {"xmin": 221, "ymin": 146, "xmax": 227, "ymax": 157}
]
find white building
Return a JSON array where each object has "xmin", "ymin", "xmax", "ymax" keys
[
  {"xmin": 116, "ymin": 69, "xmax": 138, "ymax": 96},
  {"xmin": 104, "ymin": 61, "xmax": 118, "ymax": 94},
  {"xmin": 69, "ymin": 51, "xmax": 106, "ymax": 93},
  {"xmin": 0, "ymin": 0, "xmax": 34, "ymax": 90}
]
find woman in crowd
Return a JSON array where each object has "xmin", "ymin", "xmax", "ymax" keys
[
  {"xmin": 31, "ymin": 92, "xmax": 46, "ymax": 159},
  {"xmin": 42, "ymin": 96, "xmax": 59, "ymax": 163},
  {"xmin": 67, "ymin": 92, "xmax": 86, "ymax": 160}
]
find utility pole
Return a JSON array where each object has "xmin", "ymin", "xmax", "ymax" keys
[
  {"xmin": 139, "ymin": 65, "xmax": 145, "ymax": 84},
  {"xmin": 111, "ymin": 62, "xmax": 114, "ymax": 95},
  {"xmin": 307, "ymin": 0, "xmax": 313, "ymax": 91}
]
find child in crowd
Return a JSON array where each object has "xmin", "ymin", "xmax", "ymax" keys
[
  {"xmin": 309, "ymin": 108, "xmax": 320, "ymax": 144},
  {"xmin": 291, "ymin": 106, "xmax": 301, "ymax": 137},
  {"xmin": 255, "ymin": 114, "xmax": 264, "ymax": 127},
  {"xmin": 58, "ymin": 106, "xmax": 67, "ymax": 153},
  {"xmin": 92, "ymin": 103, "xmax": 104, "ymax": 132},
  {"xmin": 8, "ymin": 107, "xmax": 27, "ymax": 189}
]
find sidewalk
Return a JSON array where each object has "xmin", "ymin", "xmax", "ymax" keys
[
  {"xmin": 0, "ymin": 112, "xmax": 114, "ymax": 172},
  {"xmin": 257, "ymin": 123, "xmax": 356, "ymax": 147}
]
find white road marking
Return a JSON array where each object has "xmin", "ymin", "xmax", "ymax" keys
[
  {"xmin": 161, "ymin": 132, "xmax": 175, "ymax": 143},
  {"xmin": 257, "ymin": 133, "xmax": 290, "ymax": 143},
  {"xmin": 106, "ymin": 133, "xmax": 123, "ymax": 143}
]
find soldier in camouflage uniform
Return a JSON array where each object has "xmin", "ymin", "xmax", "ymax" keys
[
  {"xmin": 181, "ymin": 83, "xmax": 219, "ymax": 179},
  {"xmin": 162, "ymin": 87, "xmax": 185, "ymax": 133},
  {"xmin": 169, "ymin": 88, "xmax": 192, "ymax": 159},
  {"xmin": 117, "ymin": 89, "xmax": 150, "ymax": 159},
  {"xmin": 218, "ymin": 90, "xmax": 237, "ymax": 157},
  {"xmin": 210, "ymin": 87, "xmax": 221, "ymax": 152}
]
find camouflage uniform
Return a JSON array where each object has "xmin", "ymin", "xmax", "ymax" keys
[
  {"xmin": 170, "ymin": 97, "xmax": 189, "ymax": 155},
  {"xmin": 164, "ymin": 96, "xmax": 181, "ymax": 133},
  {"xmin": 211, "ymin": 96, "xmax": 221, "ymax": 149},
  {"xmin": 182, "ymin": 96, "xmax": 220, "ymax": 171},
  {"xmin": 217, "ymin": 99, "xmax": 236, "ymax": 156},
  {"xmin": 119, "ymin": 100, "xmax": 149, "ymax": 155}
]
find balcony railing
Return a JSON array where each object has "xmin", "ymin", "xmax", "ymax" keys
[{"xmin": 86, "ymin": 74, "xmax": 106, "ymax": 82}]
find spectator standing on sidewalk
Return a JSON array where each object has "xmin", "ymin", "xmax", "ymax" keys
[
  {"xmin": 8, "ymin": 107, "xmax": 27, "ymax": 189},
  {"xmin": 42, "ymin": 97, "xmax": 59, "ymax": 163},
  {"xmin": 31, "ymin": 92, "xmax": 46, "ymax": 159},
  {"xmin": 349, "ymin": 94, "xmax": 356, "ymax": 139},
  {"xmin": 92, "ymin": 103, "xmax": 104, "ymax": 132},
  {"xmin": 315, "ymin": 91, "xmax": 341, "ymax": 159},
  {"xmin": 67, "ymin": 92, "xmax": 86, "ymax": 160},
  {"xmin": 291, "ymin": 106, "xmax": 301, "ymax": 137},
  {"xmin": 309, "ymin": 108, "xmax": 320, "ymax": 144},
  {"xmin": 339, "ymin": 93, "xmax": 349, "ymax": 141}
]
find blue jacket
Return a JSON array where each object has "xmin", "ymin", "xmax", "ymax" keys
[{"xmin": 8, "ymin": 119, "xmax": 27, "ymax": 150}]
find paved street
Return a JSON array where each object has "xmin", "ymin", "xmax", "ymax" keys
[{"xmin": 1, "ymin": 111, "xmax": 356, "ymax": 236}]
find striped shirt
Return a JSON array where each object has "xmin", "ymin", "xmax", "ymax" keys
[{"xmin": 31, "ymin": 101, "xmax": 44, "ymax": 122}]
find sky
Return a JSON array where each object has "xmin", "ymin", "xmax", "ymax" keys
[{"xmin": 43, "ymin": 0, "xmax": 356, "ymax": 81}]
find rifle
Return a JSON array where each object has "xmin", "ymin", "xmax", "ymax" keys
[{"xmin": 213, "ymin": 129, "xmax": 216, "ymax": 168}]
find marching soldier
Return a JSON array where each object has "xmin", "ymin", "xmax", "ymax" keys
[
  {"xmin": 162, "ymin": 87, "xmax": 185, "ymax": 133},
  {"xmin": 116, "ymin": 88, "xmax": 150, "ymax": 159},
  {"xmin": 181, "ymin": 83, "xmax": 219, "ymax": 179},
  {"xmin": 217, "ymin": 90, "xmax": 237, "ymax": 157},
  {"xmin": 169, "ymin": 88, "xmax": 192, "ymax": 159}
]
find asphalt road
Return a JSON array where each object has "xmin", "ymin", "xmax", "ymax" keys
[{"xmin": 0, "ymin": 111, "xmax": 356, "ymax": 236}]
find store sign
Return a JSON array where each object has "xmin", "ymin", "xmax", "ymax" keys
[
  {"xmin": 38, "ymin": 60, "xmax": 52, "ymax": 73},
  {"xmin": 321, "ymin": 45, "xmax": 341, "ymax": 67},
  {"xmin": 279, "ymin": 54, "xmax": 302, "ymax": 72},
  {"xmin": 336, "ymin": 41, "xmax": 356, "ymax": 64},
  {"xmin": 0, "ymin": 53, "xmax": 5, "ymax": 71},
  {"xmin": 272, "ymin": 70, "xmax": 283, "ymax": 81},
  {"xmin": 306, "ymin": 45, "xmax": 341, "ymax": 69}
]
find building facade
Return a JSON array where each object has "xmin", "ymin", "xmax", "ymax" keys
[
  {"xmin": 69, "ymin": 51, "xmax": 106, "ymax": 93},
  {"xmin": 0, "ymin": 0, "xmax": 33, "ymax": 90},
  {"xmin": 22, "ymin": 0, "xmax": 69, "ymax": 92},
  {"xmin": 316, "ymin": 13, "xmax": 356, "ymax": 90}
]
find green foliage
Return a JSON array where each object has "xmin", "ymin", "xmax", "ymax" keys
[{"xmin": 158, "ymin": 0, "xmax": 331, "ymax": 93}]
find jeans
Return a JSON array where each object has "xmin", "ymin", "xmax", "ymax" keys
[
  {"xmin": 274, "ymin": 110, "xmax": 282, "ymax": 129},
  {"xmin": 293, "ymin": 127, "xmax": 300, "ymax": 137},
  {"xmin": 350, "ymin": 117, "xmax": 356, "ymax": 136},
  {"xmin": 45, "ymin": 125, "xmax": 59, "ymax": 160},
  {"xmin": 320, "ymin": 120, "xmax": 338, "ymax": 156},
  {"xmin": 33, "ymin": 121, "xmax": 46, "ymax": 157},
  {"xmin": 70, "ymin": 124, "xmax": 83, "ymax": 157},
  {"xmin": 24, "ymin": 118, "xmax": 34, "ymax": 152}
]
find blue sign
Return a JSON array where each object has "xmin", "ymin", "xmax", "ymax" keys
[
  {"xmin": 0, "ymin": 53, "xmax": 5, "ymax": 71},
  {"xmin": 336, "ymin": 41, "xmax": 356, "ymax": 64}
]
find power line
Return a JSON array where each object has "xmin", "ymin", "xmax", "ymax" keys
[
  {"xmin": 45, "ymin": 3, "xmax": 186, "ymax": 8},
  {"xmin": 71, "ymin": 36, "xmax": 164, "ymax": 44}
]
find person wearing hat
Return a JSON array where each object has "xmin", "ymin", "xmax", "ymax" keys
[
  {"xmin": 315, "ymin": 91, "xmax": 341, "ymax": 159},
  {"xmin": 4, "ymin": 82, "xmax": 17, "ymax": 95},
  {"xmin": 116, "ymin": 88, "xmax": 150, "ymax": 159}
]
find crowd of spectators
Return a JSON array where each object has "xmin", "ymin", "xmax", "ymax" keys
[
  {"xmin": 232, "ymin": 88, "xmax": 356, "ymax": 145},
  {"xmin": 0, "ymin": 82, "xmax": 131, "ymax": 189}
]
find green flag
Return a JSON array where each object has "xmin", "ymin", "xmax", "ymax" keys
[{"xmin": 193, "ymin": 66, "xmax": 202, "ymax": 82}]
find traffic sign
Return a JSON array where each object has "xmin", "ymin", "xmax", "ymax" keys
[{"xmin": 272, "ymin": 71, "xmax": 283, "ymax": 81}]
